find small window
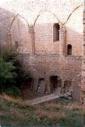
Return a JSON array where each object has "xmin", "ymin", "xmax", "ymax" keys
[
  {"xmin": 53, "ymin": 23, "xmax": 60, "ymax": 42},
  {"xmin": 67, "ymin": 44, "xmax": 72, "ymax": 55}
]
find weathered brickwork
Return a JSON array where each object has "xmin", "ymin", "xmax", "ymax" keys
[
  {"xmin": 18, "ymin": 54, "xmax": 82, "ymax": 94},
  {"xmin": 0, "ymin": 0, "xmax": 84, "ymax": 96}
]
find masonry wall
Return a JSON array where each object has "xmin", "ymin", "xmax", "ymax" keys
[
  {"xmin": 10, "ymin": 17, "xmax": 33, "ymax": 54},
  {"xmin": 18, "ymin": 54, "xmax": 81, "ymax": 93},
  {"xmin": 0, "ymin": 0, "xmax": 84, "ymax": 95},
  {"xmin": 66, "ymin": 6, "xmax": 83, "ymax": 56}
]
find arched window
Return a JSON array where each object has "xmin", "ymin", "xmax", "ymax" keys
[
  {"xmin": 53, "ymin": 23, "xmax": 60, "ymax": 42},
  {"xmin": 67, "ymin": 44, "xmax": 72, "ymax": 55}
]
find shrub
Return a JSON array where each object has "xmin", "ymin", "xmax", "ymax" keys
[
  {"xmin": 0, "ymin": 57, "xmax": 17, "ymax": 90},
  {"xmin": 13, "ymin": 59, "xmax": 32, "ymax": 88},
  {"xmin": 0, "ymin": 49, "xmax": 32, "ymax": 97},
  {"xmin": 4, "ymin": 86, "xmax": 21, "ymax": 97},
  {"xmin": 2, "ymin": 49, "xmax": 32, "ymax": 88}
]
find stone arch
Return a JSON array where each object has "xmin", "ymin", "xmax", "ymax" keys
[
  {"xmin": 65, "ymin": 4, "xmax": 83, "ymax": 56},
  {"xmin": 63, "ymin": 4, "xmax": 83, "ymax": 25},
  {"xmin": 33, "ymin": 10, "xmax": 61, "ymax": 27},
  {"xmin": 9, "ymin": 13, "xmax": 30, "ymax": 31},
  {"xmin": 33, "ymin": 10, "xmax": 61, "ymax": 54},
  {"xmin": 8, "ymin": 14, "xmax": 30, "ymax": 52}
]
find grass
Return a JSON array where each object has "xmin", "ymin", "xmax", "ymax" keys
[{"xmin": 0, "ymin": 97, "xmax": 85, "ymax": 127}]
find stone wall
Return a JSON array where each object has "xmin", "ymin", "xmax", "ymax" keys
[
  {"xmin": 0, "ymin": 0, "xmax": 83, "ymax": 56},
  {"xmin": 0, "ymin": 0, "xmax": 84, "ymax": 96},
  {"xmin": 8, "ymin": 4, "xmax": 83, "ymax": 56},
  {"xmin": 18, "ymin": 54, "xmax": 82, "ymax": 94}
]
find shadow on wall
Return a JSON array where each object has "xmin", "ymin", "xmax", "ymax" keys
[
  {"xmin": 0, "ymin": 7, "xmax": 31, "ymax": 54},
  {"xmin": 0, "ymin": 7, "xmax": 15, "ymax": 53}
]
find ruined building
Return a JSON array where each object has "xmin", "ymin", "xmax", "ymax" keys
[{"xmin": 0, "ymin": 0, "xmax": 84, "ymax": 98}]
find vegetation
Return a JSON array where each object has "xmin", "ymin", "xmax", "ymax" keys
[
  {"xmin": 0, "ymin": 50, "xmax": 84, "ymax": 127},
  {"xmin": 0, "ymin": 55, "xmax": 21, "ymax": 97},
  {"xmin": 0, "ymin": 49, "xmax": 32, "ymax": 97},
  {"xmin": 0, "ymin": 97, "xmax": 84, "ymax": 127},
  {"xmin": 0, "ymin": 57, "xmax": 17, "ymax": 90}
]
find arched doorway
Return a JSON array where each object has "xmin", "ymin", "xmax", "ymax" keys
[{"xmin": 50, "ymin": 75, "xmax": 61, "ymax": 93}]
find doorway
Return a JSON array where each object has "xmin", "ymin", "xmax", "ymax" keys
[{"xmin": 50, "ymin": 76, "xmax": 59, "ymax": 93}]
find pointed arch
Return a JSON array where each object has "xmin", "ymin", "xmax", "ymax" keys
[
  {"xmin": 63, "ymin": 4, "xmax": 83, "ymax": 25},
  {"xmin": 7, "ymin": 13, "xmax": 30, "ymax": 49},
  {"xmin": 9, "ymin": 13, "xmax": 30, "ymax": 31},
  {"xmin": 33, "ymin": 10, "xmax": 62, "ymax": 27}
]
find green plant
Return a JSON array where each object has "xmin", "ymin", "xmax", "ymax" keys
[
  {"xmin": 2, "ymin": 49, "xmax": 32, "ymax": 88},
  {"xmin": 0, "ymin": 57, "xmax": 17, "ymax": 89},
  {"xmin": 4, "ymin": 86, "xmax": 21, "ymax": 97},
  {"xmin": 0, "ymin": 48, "xmax": 32, "ymax": 97}
]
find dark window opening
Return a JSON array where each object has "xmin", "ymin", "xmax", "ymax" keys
[
  {"xmin": 67, "ymin": 44, "xmax": 72, "ymax": 55},
  {"xmin": 53, "ymin": 23, "xmax": 60, "ymax": 42}
]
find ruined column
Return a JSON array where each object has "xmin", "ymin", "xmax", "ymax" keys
[
  {"xmin": 29, "ymin": 26, "xmax": 35, "ymax": 55},
  {"xmin": 59, "ymin": 26, "xmax": 66, "ymax": 56},
  {"xmin": 45, "ymin": 77, "xmax": 51, "ymax": 94}
]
